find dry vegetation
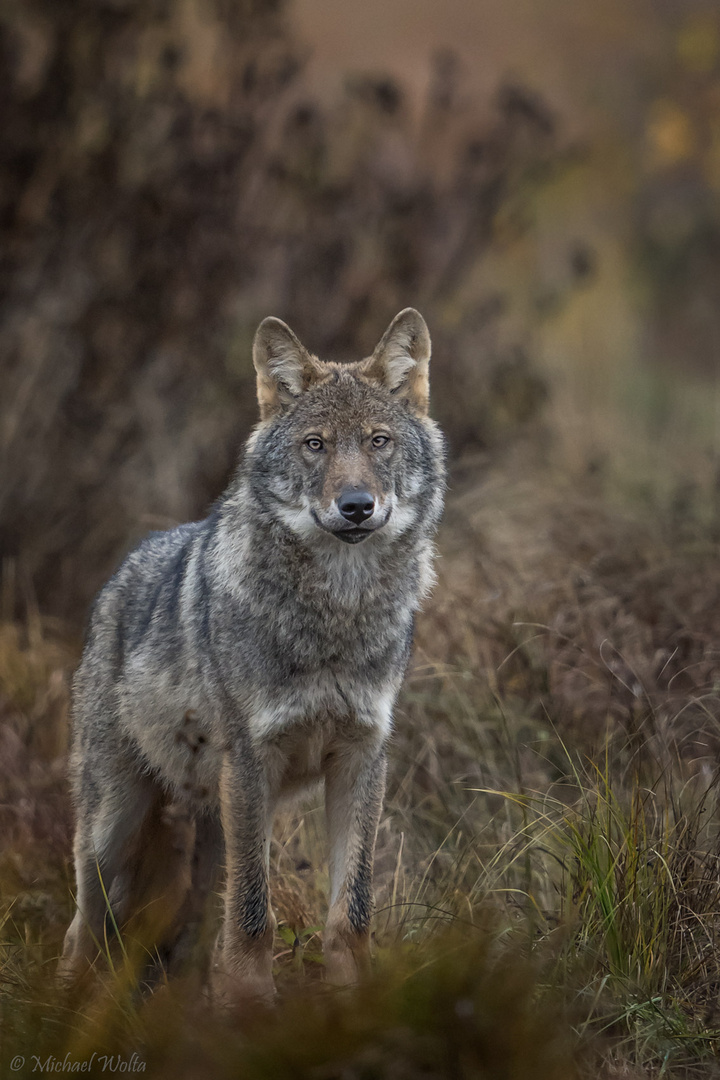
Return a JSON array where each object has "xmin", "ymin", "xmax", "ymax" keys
[{"xmin": 3, "ymin": 1, "xmax": 720, "ymax": 1078}]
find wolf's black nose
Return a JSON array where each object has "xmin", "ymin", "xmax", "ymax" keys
[{"xmin": 338, "ymin": 488, "xmax": 375, "ymax": 525}]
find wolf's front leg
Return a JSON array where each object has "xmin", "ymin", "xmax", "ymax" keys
[
  {"xmin": 324, "ymin": 744, "xmax": 387, "ymax": 985},
  {"xmin": 214, "ymin": 746, "xmax": 276, "ymax": 1005}
]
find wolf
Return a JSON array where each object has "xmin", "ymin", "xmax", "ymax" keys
[{"xmin": 59, "ymin": 308, "xmax": 446, "ymax": 1001}]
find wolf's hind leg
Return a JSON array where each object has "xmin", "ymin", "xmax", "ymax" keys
[
  {"xmin": 156, "ymin": 810, "xmax": 223, "ymax": 979},
  {"xmin": 59, "ymin": 768, "xmax": 157, "ymax": 981}
]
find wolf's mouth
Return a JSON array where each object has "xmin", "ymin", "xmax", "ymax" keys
[
  {"xmin": 311, "ymin": 509, "xmax": 391, "ymax": 543},
  {"xmin": 333, "ymin": 528, "xmax": 372, "ymax": 544}
]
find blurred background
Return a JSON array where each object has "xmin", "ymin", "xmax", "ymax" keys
[{"xmin": 2, "ymin": 0, "xmax": 720, "ymax": 622}]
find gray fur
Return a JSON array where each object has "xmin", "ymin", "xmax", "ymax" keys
[{"xmin": 60, "ymin": 308, "xmax": 446, "ymax": 1000}]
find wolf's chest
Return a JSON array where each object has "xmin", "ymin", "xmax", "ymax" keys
[{"xmin": 246, "ymin": 664, "xmax": 396, "ymax": 744}]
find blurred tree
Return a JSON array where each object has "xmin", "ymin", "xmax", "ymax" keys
[
  {"xmin": 0, "ymin": 0, "xmax": 303, "ymax": 617},
  {"xmin": 0, "ymin": 4, "xmax": 557, "ymax": 621}
]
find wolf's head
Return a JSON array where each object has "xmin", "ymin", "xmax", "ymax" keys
[{"xmin": 246, "ymin": 309, "xmax": 445, "ymax": 547}]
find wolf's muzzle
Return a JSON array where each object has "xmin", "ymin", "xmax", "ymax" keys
[{"xmin": 311, "ymin": 504, "xmax": 390, "ymax": 544}]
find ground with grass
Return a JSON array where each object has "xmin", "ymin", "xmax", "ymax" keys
[{"xmin": 2, "ymin": 441, "xmax": 720, "ymax": 1079}]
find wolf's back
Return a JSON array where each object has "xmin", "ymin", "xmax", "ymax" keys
[
  {"xmin": 70, "ymin": 519, "xmax": 212, "ymax": 774},
  {"xmin": 85, "ymin": 521, "xmax": 207, "ymax": 657}
]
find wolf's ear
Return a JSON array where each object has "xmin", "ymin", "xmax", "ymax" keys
[
  {"xmin": 362, "ymin": 308, "xmax": 431, "ymax": 415},
  {"xmin": 253, "ymin": 317, "xmax": 323, "ymax": 420}
]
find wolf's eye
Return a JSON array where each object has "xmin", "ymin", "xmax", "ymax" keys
[
  {"xmin": 371, "ymin": 434, "xmax": 390, "ymax": 449},
  {"xmin": 305, "ymin": 437, "xmax": 324, "ymax": 452}
]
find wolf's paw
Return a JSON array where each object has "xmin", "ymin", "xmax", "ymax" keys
[
  {"xmin": 208, "ymin": 964, "xmax": 277, "ymax": 1013},
  {"xmin": 56, "ymin": 954, "xmax": 83, "ymax": 987},
  {"xmin": 56, "ymin": 931, "xmax": 96, "ymax": 989},
  {"xmin": 323, "ymin": 914, "xmax": 371, "ymax": 987}
]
